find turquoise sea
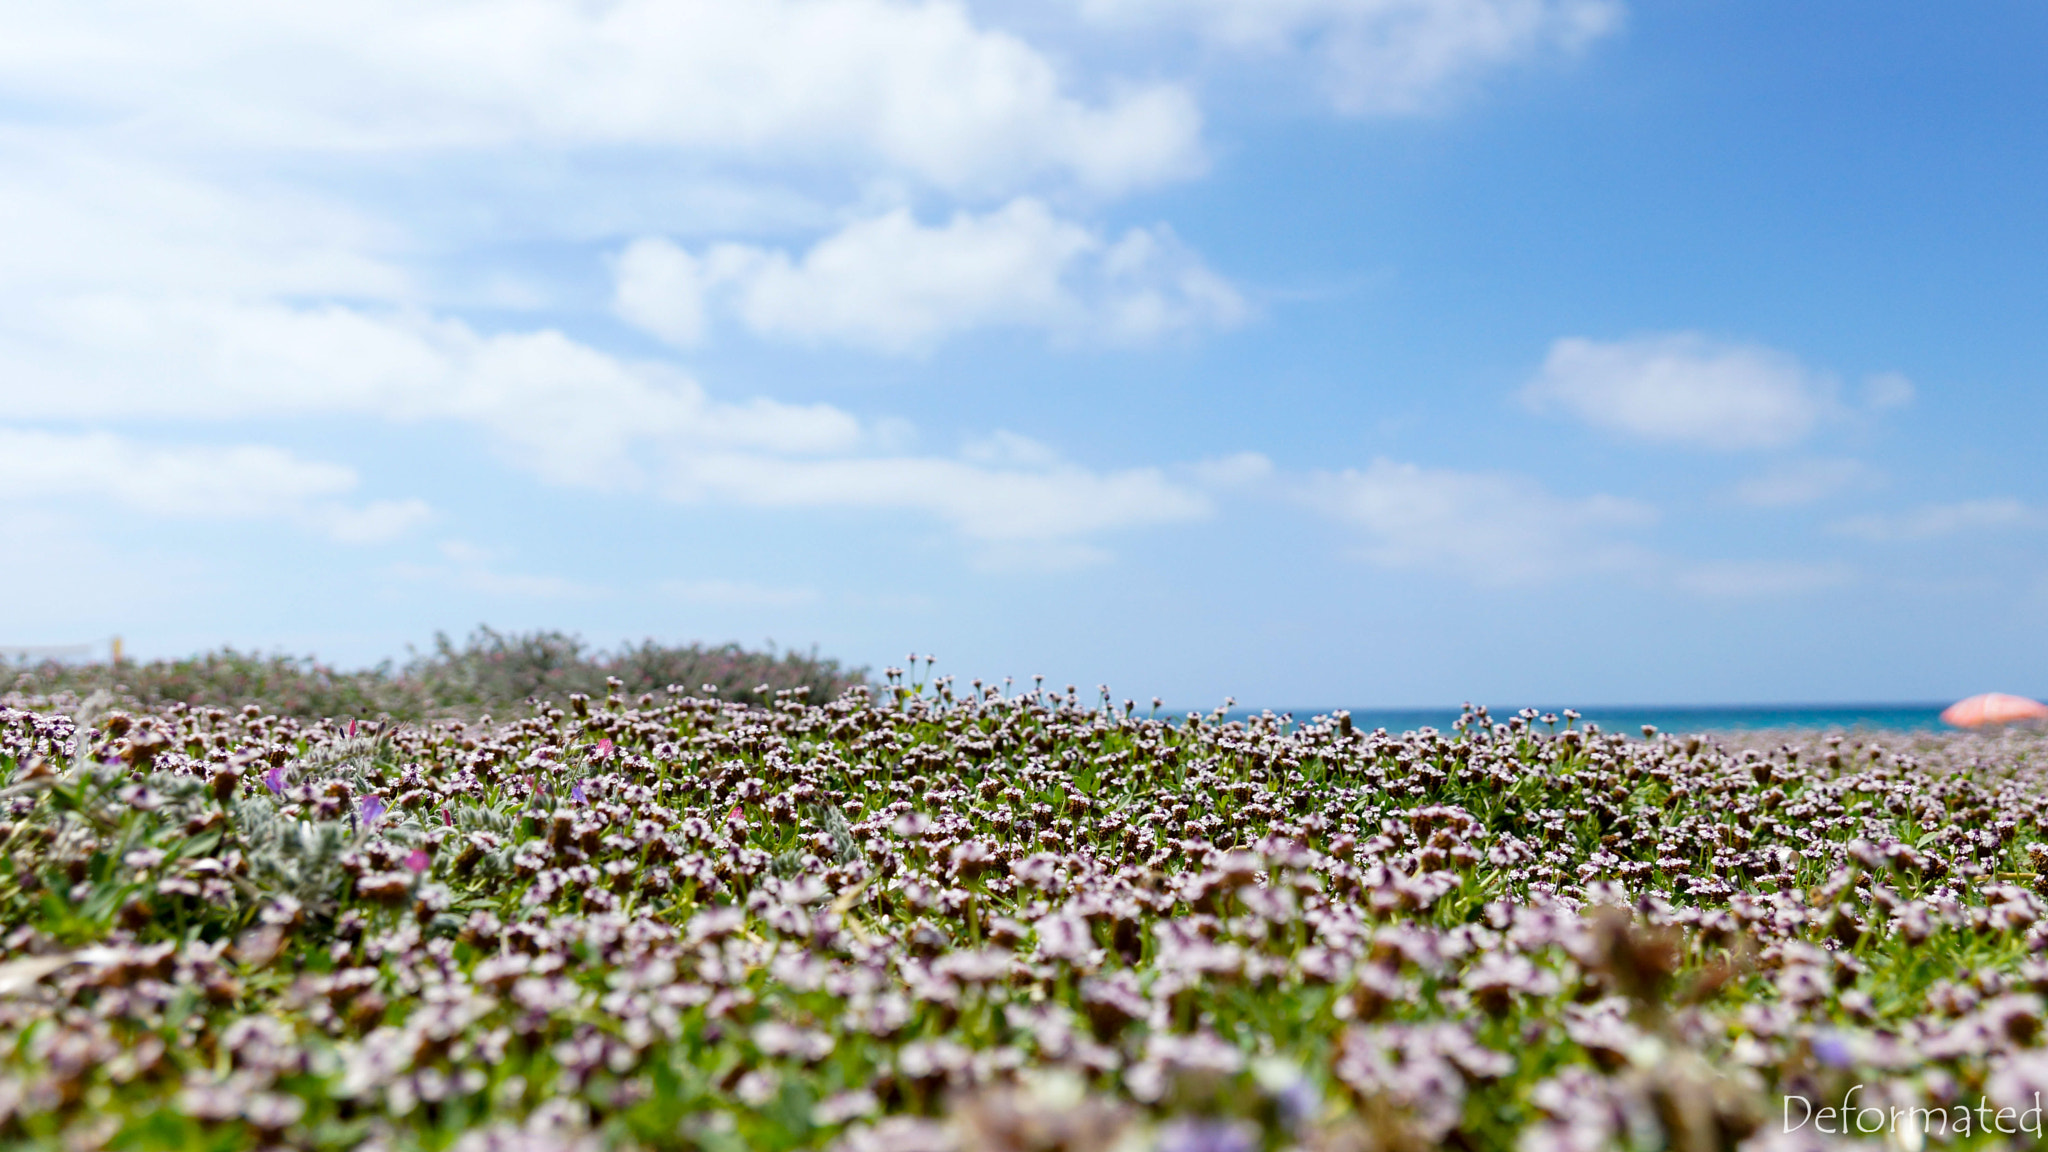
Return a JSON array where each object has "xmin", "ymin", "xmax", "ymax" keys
[{"xmin": 1235, "ymin": 703, "xmax": 1978, "ymax": 735}]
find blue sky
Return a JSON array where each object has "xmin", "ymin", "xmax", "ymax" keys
[{"xmin": 3, "ymin": 0, "xmax": 2044, "ymax": 708}]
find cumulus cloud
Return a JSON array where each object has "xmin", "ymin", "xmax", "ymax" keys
[
  {"xmin": 960, "ymin": 431, "xmax": 1068, "ymax": 470},
  {"xmin": 664, "ymin": 449, "xmax": 1210, "ymax": 551},
  {"xmin": 0, "ymin": 0, "xmax": 1365, "ymax": 588},
  {"xmin": 1302, "ymin": 455, "xmax": 1872, "ymax": 598},
  {"xmin": 0, "ymin": 427, "xmax": 429, "ymax": 543},
  {"xmin": 613, "ymin": 199, "xmax": 1246, "ymax": 353},
  {"xmin": 320, "ymin": 501, "xmax": 438, "ymax": 545},
  {"xmin": 1861, "ymin": 370, "xmax": 1915, "ymax": 410},
  {"xmin": 1190, "ymin": 451, "xmax": 1277, "ymax": 489},
  {"xmin": 4, "ymin": 0, "xmax": 1201, "ymax": 196},
  {"xmin": 1299, "ymin": 454, "xmax": 1894, "ymax": 599},
  {"xmin": 0, "ymin": 144, "xmax": 409, "ymax": 304},
  {"xmin": 0, "ymin": 294, "xmax": 1209, "ymax": 557},
  {"xmin": 1729, "ymin": 458, "xmax": 1878, "ymax": 508},
  {"xmin": 1522, "ymin": 333, "xmax": 1840, "ymax": 451},
  {"xmin": 1830, "ymin": 499, "xmax": 2039, "ymax": 542},
  {"xmin": 1304, "ymin": 458, "xmax": 1654, "ymax": 584},
  {"xmin": 0, "ymin": 297, "xmax": 864, "ymax": 489},
  {"xmin": 1073, "ymin": 0, "xmax": 1622, "ymax": 114}
]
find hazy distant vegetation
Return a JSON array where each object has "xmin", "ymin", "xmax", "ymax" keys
[{"xmin": 2, "ymin": 626, "xmax": 868, "ymax": 720}]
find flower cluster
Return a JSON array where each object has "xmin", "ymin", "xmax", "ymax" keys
[{"xmin": 0, "ymin": 679, "xmax": 2044, "ymax": 1150}]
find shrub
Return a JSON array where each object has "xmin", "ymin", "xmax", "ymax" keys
[{"xmin": 3, "ymin": 626, "xmax": 867, "ymax": 720}]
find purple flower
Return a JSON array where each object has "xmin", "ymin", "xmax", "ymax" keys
[
  {"xmin": 359, "ymin": 795, "xmax": 387, "ymax": 826},
  {"xmin": 1263, "ymin": 1074, "xmax": 1317, "ymax": 1129},
  {"xmin": 1811, "ymin": 1031, "xmax": 1854, "ymax": 1069},
  {"xmin": 571, "ymin": 783, "xmax": 587, "ymax": 805},
  {"xmin": 405, "ymin": 848, "xmax": 430, "ymax": 874},
  {"xmin": 1156, "ymin": 1119, "xmax": 1258, "ymax": 1152},
  {"xmin": 262, "ymin": 766, "xmax": 285, "ymax": 795}
]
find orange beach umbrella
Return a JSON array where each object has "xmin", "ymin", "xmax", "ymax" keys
[{"xmin": 1942, "ymin": 692, "xmax": 2048, "ymax": 728}]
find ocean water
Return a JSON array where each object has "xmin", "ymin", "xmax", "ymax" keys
[{"xmin": 1230, "ymin": 703, "xmax": 1968, "ymax": 735}]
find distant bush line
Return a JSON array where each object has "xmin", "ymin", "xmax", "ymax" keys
[{"xmin": 2, "ymin": 626, "xmax": 868, "ymax": 720}]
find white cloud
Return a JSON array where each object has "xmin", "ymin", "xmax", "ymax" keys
[
  {"xmin": 1191, "ymin": 451, "xmax": 1276, "ymax": 488},
  {"xmin": 0, "ymin": 143, "xmax": 410, "ymax": 304},
  {"xmin": 0, "ymin": 297, "xmax": 864, "ymax": 489},
  {"xmin": 1093, "ymin": 225, "xmax": 1250, "ymax": 342},
  {"xmin": 614, "ymin": 199, "xmax": 1246, "ymax": 354},
  {"xmin": 0, "ymin": 294, "xmax": 1207, "ymax": 557},
  {"xmin": 4, "ymin": 0, "xmax": 1201, "ymax": 197},
  {"xmin": 1729, "ymin": 458, "xmax": 1878, "ymax": 508},
  {"xmin": 1304, "ymin": 458, "xmax": 1654, "ymax": 584},
  {"xmin": 614, "ymin": 241, "xmax": 719, "ymax": 349},
  {"xmin": 1830, "ymin": 499, "xmax": 2039, "ymax": 543},
  {"xmin": 1673, "ymin": 559, "xmax": 1854, "ymax": 598},
  {"xmin": 664, "ymin": 449, "xmax": 1211, "ymax": 549},
  {"xmin": 1302, "ymin": 454, "xmax": 1873, "ymax": 597},
  {"xmin": 320, "ymin": 501, "xmax": 437, "ymax": 544},
  {"xmin": 0, "ymin": 428, "xmax": 351, "ymax": 517},
  {"xmin": 0, "ymin": 427, "xmax": 428, "ymax": 543},
  {"xmin": 1861, "ymin": 371, "xmax": 1915, "ymax": 410},
  {"xmin": 1073, "ymin": 0, "xmax": 1622, "ymax": 114},
  {"xmin": 0, "ymin": 0, "xmax": 1365, "ymax": 583},
  {"xmin": 961, "ymin": 431, "xmax": 1068, "ymax": 470},
  {"xmin": 1522, "ymin": 333, "xmax": 1838, "ymax": 451}
]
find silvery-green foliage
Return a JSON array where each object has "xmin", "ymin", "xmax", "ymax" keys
[
  {"xmin": 300, "ymin": 732, "xmax": 396, "ymax": 791},
  {"xmin": 457, "ymin": 807, "xmax": 518, "ymax": 835},
  {"xmin": 230, "ymin": 793, "xmax": 353, "ymax": 909},
  {"xmin": 813, "ymin": 802, "xmax": 861, "ymax": 865}
]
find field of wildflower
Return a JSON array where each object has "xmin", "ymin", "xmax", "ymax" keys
[{"xmin": 3, "ymin": 661, "xmax": 2047, "ymax": 1151}]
